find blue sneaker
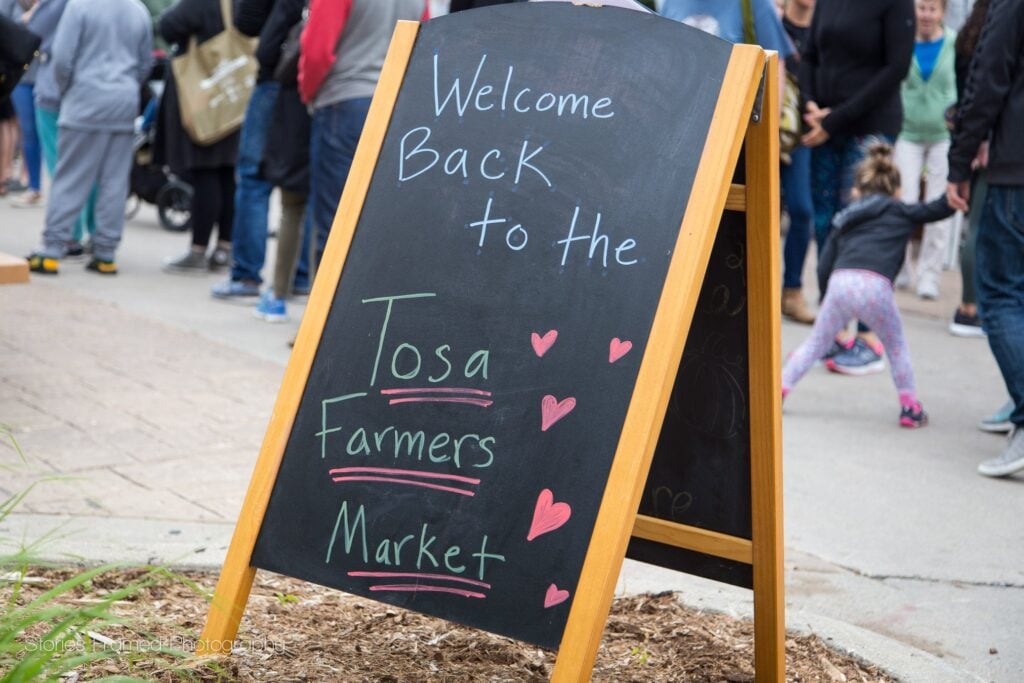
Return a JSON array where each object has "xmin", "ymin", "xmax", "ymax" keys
[
  {"xmin": 825, "ymin": 337, "xmax": 885, "ymax": 376},
  {"xmin": 211, "ymin": 278, "xmax": 260, "ymax": 303},
  {"xmin": 253, "ymin": 291, "xmax": 288, "ymax": 323},
  {"xmin": 822, "ymin": 337, "xmax": 854, "ymax": 361},
  {"xmin": 978, "ymin": 400, "xmax": 1015, "ymax": 433}
]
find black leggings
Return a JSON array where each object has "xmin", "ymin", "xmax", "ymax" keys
[{"xmin": 186, "ymin": 166, "xmax": 235, "ymax": 249}]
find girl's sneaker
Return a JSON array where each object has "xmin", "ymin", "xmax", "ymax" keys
[
  {"xmin": 826, "ymin": 337, "xmax": 885, "ymax": 375},
  {"xmin": 253, "ymin": 291, "xmax": 288, "ymax": 323},
  {"xmin": 899, "ymin": 402, "xmax": 928, "ymax": 429}
]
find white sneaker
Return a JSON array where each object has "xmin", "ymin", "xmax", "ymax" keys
[
  {"xmin": 916, "ymin": 279, "xmax": 940, "ymax": 301},
  {"xmin": 978, "ymin": 427, "xmax": 1024, "ymax": 477},
  {"xmin": 9, "ymin": 191, "xmax": 44, "ymax": 209}
]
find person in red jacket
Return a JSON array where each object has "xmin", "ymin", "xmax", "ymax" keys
[{"xmin": 298, "ymin": 0, "xmax": 428, "ymax": 266}]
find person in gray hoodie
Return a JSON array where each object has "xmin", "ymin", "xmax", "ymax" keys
[
  {"xmin": 26, "ymin": 0, "xmax": 152, "ymax": 275},
  {"xmin": 29, "ymin": 0, "xmax": 97, "ymax": 254}
]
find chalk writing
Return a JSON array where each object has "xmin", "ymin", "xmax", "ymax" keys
[
  {"xmin": 364, "ymin": 293, "xmax": 491, "ymax": 387},
  {"xmin": 330, "ymin": 466, "xmax": 481, "ymax": 497},
  {"xmin": 433, "ymin": 54, "xmax": 615, "ymax": 121},
  {"xmin": 326, "ymin": 500, "xmax": 507, "ymax": 582}
]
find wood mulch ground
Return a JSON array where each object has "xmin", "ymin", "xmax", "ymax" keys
[{"xmin": 4, "ymin": 568, "xmax": 896, "ymax": 682}]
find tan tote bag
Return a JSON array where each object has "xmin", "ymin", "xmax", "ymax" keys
[{"xmin": 171, "ymin": 0, "xmax": 257, "ymax": 145}]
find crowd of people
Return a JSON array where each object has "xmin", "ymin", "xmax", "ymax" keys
[
  {"xmin": 1, "ymin": 0, "xmax": 1021, "ymax": 476},
  {"xmin": 656, "ymin": 0, "xmax": 1021, "ymax": 475}
]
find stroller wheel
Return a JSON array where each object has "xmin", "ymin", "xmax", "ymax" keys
[
  {"xmin": 125, "ymin": 194, "xmax": 141, "ymax": 221},
  {"xmin": 156, "ymin": 180, "xmax": 192, "ymax": 232}
]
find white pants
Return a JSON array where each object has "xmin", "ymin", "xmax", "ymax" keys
[{"xmin": 894, "ymin": 138, "xmax": 953, "ymax": 295}]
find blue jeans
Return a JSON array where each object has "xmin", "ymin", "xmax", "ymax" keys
[
  {"xmin": 781, "ymin": 144, "xmax": 813, "ymax": 289},
  {"xmin": 11, "ymin": 84, "xmax": 42, "ymax": 192},
  {"xmin": 976, "ymin": 185, "xmax": 1024, "ymax": 427},
  {"xmin": 230, "ymin": 81, "xmax": 279, "ymax": 283},
  {"xmin": 309, "ymin": 98, "xmax": 372, "ymax": 263}
]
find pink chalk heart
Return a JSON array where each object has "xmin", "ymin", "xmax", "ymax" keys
[
  {"xmin": 609, "ymin": 338, "xmax": 633, "ymax": 363},
  {"xmin": 527, "ymin": 488, "xmax": 572, "ymax": 541},
  {"xmin": 544, "ymin": 584, "xmax": 570, "ymax": 608},
  {"xmin": 531, "ymin": 330, "xmax": 558, "ymax": 357},
  {"xmin": 541, "ymin": 394, "xmax": 576, "ymax": 431}
]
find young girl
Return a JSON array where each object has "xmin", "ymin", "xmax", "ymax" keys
[{"xmin": 782, "ymin": 143, "xmax": 954, "ymax": 427}]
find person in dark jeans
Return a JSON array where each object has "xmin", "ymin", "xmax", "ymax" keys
[
  {"xmin": 780, "ymin": 0, "xmax": 816, "ymax": 325},
  {"xmin": 947, "ymin": 0, "xmax": 1024, "ymax": 477},
  {"xmin": 799, "ymin": 0, "xmax": 915, "ymax": 375},
  {"xmin": 298, "ymin": 0, "xmax": 427, "ymax": 265},
  {"xmin": 209, "ymin": 0, "xmax": 281, "ymax": 299}
]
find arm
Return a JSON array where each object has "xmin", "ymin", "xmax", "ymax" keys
[
  {"xmin": 136, "ymin": 13, "xmax": 153, "ymax": 84},
  {"xmin": 254, "ymin": 0, "xmax": 301, "ymax": 70},
  {"xmin": 297, "ymin": 0, "xmax": 351, "ymax": 104},
  {"xmin": 902, "ymin": 196, "xmax": 956, "ymax": 224},
  {"xmin": 48, "ymin": 0, "xmax": 80, "ymax": 95},
  {"xmin": 821, "ymin": 0, "xmax": 915, "ymax": 136},
  {"xmin": 25, "ymin": 0, "xmax": 66, "ymax": 41},
  {"xmin": 948, "ymin": 0, "xmax": 1022, "ymax": 183},
  {"xmin": 234, "ymin": 0, "xmax": 274, "ymax": 37}
]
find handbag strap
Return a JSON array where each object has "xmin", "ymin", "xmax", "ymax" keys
[
  {"xmin": 741, "ymin": 0, "xmax": 756, "ymax": 45},
  {"xmin": 220, "ymin": 0, "xmax": 233, "ymax": 32}
]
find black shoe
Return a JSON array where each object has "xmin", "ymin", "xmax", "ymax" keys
[
  {"xmin": 65, "ymin": 241, "xmax": 85, "ymax": 258},
  {"xmin": 949, "ymin": 309, "xmax": 985, "ymax": 338}
]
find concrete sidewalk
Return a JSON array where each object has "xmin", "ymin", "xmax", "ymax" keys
[{"xmin": 1, "ymin": 201, "xmax": 1021, "ymax": 681}]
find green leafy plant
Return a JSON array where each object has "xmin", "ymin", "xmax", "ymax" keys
[
  {"xmin": 0, "ymin": 425, "xmax": 201, "ymax": 682},
  {"xmin": 274, "ymin": 593, "xmax": 299, "ymax": 606},
  {"xmin": 629, "ymin": 645, "xmax": 651, "ymax": 666}
]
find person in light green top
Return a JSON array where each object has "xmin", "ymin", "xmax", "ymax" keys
[{"xmin": 894, "ymin": 0, "xmax": 958, "ymax": 301}]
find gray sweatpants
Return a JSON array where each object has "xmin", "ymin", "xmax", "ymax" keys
[{"xmin": 41, "ymin": 127, "xmax": 134, "ymax": 262}]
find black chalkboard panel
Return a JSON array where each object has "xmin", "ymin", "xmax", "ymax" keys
[
  {"xmin": 250, "ymin": 4, "xmax": 735, "ymax": 650},
  {"xmin": 627, "ymin": 208, "xmax": 754, "ymax": 589}
]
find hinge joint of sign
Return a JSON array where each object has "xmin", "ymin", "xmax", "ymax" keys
[{"xmin": 750, "ymin": 67, "xmax": 767, "ymax": 124}]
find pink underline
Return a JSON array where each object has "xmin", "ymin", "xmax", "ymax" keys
[
  {"xmin": 331, "ymin": 476, "xmax": 475, "ymax": 496},
  {"xmin": 381, "ymin": 388, "xmax": 492, "ymax": 397},
  {"xmin": 348, "ymin": 571, "xmax": 490, "ymax": 588},
  {"xmin": 388, "ymin": 397, "xmax": 493, "ymax": 407},
  {"xmin": 369, "ymin": 584, "xmax": 486, "ymax": 599},
  {"xmin": 328, "ymin": 467, "xmax": 480, "ymax": 485}
]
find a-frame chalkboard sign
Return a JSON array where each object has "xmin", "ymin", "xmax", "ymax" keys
[{"xmin": 200, "ymin": 4, "xmax": 783, "ymax": 680}]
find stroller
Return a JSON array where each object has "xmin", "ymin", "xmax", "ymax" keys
[{"xmin": 126, "ymin": 53, "xmax": 193, "ymax": 232}]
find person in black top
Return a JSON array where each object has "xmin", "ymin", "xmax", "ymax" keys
[
  {"xmin": 780, "ymin": 0, "xmax": 816, "ymax": 325},
  {"xmin": 949, "ymin": 0, "xmax": 990, "ymax": 337},
  {"xmin": 798, "ymin": 0, "xmax": 915, "ymax": 375},
  {"xmin": 157, "ymin": 0, "xmax": 241, "ymax": 274},
  {"xmin": 783, "ymin": 143, "xmax": 954, "ymax": 429},
  {"xmin": 946, "ymin": 0, "xmax": 1024, "ymax": 477}
]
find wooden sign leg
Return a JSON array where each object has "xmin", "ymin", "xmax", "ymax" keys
[
  {"xmin": 196, "ymin": 21, "xmax": 421, "ymax": 654},
  {"xmin": 550, "ymin": 45, "xmax": 766, "ymax": 682},
  {"xmin": 744, "ymin": 53, "xmax": 785, "ymax": 682}
]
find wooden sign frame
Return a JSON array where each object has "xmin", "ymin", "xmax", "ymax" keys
[{"xmin": 199, "ymin": 17, "xmax": 782, "ymax": 683}]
